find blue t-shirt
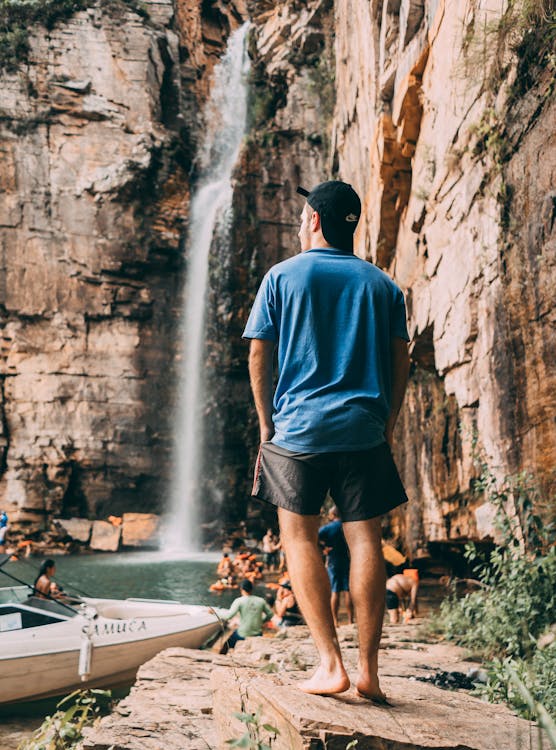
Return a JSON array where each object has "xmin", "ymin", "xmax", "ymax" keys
[
  {"xmin": 243, "ymin": 248, "xmax": 409, "ymax": 452},
  {"xmin": 318, "ymin": 520, "xmax": 349, "ymax": 570}
]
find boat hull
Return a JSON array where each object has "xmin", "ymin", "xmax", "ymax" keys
[{"xmin": 1, "ymin": 621, "xmax": 219, "ymax": 704}]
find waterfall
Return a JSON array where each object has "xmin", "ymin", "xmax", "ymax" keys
[{"xmin": 165, "ymin": 23, "xmax": 250, "ymax": 553}]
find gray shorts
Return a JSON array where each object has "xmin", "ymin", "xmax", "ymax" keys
[{"xmin": 252, "ymin": 441, "xmax": 408, "ymax": 522}]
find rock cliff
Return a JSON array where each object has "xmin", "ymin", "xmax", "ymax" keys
[
  {"xmin": 332, "ymin": 0, "xmax": 555, "ymax": 551},
  {"xmin": 1, "ymin": 0, "xmax": 553, "ymax": 552},
  {"xmin": 233, "ymin": 0, "xmax": 555, "ymax": 553},
  {"xmin": 0, "ymin": 0, "xmax": 245, "ymax": 531}
]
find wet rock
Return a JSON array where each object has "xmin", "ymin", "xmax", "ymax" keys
[{"xmin": 121, "ymin": 512, "xmax": 160, "ymax": 548}]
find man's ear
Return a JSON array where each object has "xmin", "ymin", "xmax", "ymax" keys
[{"xmin": 310, "ymin": 210, "xmax": 321, "ymax": 232}]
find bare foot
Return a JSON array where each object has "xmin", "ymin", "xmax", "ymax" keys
[
  {"xmin": 298, "ymin": 664, "xmax": 350, "ymax": 696},
  {"xmin": 355, "ymin": 672, "xmax": 387, "ymax": 703}
]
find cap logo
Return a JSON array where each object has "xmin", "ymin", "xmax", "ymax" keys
[{"xmin": 345, "ymin": 213, "xmax": 358, "ymax": 222}]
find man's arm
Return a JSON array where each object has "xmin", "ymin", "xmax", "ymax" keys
[
  {"xmin": 409, "ymin": 581, "xmax": 419, "ymax": 614},
  {"xmin": 385, "ymin": 338, "xmax": 410, "ymax": 446},
  {"xmin": 219, "ymin": 596, "xmax": 241, "ymax": 622},
  {"xmin": 248, "ymin": 339, "xmax": 275, "ymax": 443}
]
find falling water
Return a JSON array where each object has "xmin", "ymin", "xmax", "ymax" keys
[{"xmin": 166, "ymin": 24, "xmax": 250, "ymax": 552}]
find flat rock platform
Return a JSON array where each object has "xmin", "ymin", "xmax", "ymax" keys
[{"xmin": 81, "ymin": 622, "xmax": 547, "ymax": 750}]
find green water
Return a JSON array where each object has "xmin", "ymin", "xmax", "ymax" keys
[{"xmin": 2, "ymin": 551, "xmax": 241, "ymax": 609}]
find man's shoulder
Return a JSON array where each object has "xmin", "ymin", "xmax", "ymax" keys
[
  {"xmin": 360, "ymin": 261, "xmax": 402, "ymax": 289},
  {"xmin": 267, "ymin": 253, "xmax": 306, "ymax": 278}
]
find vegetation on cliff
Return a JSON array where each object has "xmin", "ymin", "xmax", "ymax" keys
[
  {"xmin": 0, "ymin": 0, "xmax": 148, "ymax": 71},
  {"xmin": 433, "ymin": 469, "xmax": 556, "ymax": 726}
]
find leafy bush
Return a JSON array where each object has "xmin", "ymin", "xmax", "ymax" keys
[
  {"xmin": 18, "ymin": 689, "xmax": 113, "ymax": 750},
  {"xmin": 433, "ymin": 469, "xmax": 556, "ymax": 725},
  {"xmin": 437, "ymin": 543, "xmax": 556, "ymax": 660},
  {"xmin": 481, "ymin": 645, "xmax": 556, "ymax": 720}
]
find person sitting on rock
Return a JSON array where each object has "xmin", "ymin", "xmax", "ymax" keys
[
  {"xmin": 386, "ymin": 572, "xmax": 419, "ymax": 623},
  {"xmin": 274, "ymin": 580, "xmax": 304, "ymax": 627},
  {"xmin": 218, "ymin": 579, "xmax": 274, "ymax": 650}
]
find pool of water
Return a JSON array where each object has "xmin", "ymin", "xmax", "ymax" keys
[{"xmin": 1, "ymin": 551, "xmax": 241, "ymax": 609}]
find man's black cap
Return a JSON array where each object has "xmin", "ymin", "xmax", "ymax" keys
[{"xmin": 296, "ymin": 180, "xmax": 361, "ymax": 252}]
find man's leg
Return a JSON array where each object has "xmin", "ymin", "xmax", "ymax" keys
[
  {"xmin": 278, "ymin": 507, "xmax": 350, "ymax": 695},
  {"xmin": 342, "ymin": 517, "xmax": 386, "ymax": 700},
  {"xmin": 345, "ymin": 591, "xmax": 354, "ymax": 624},
  {"xmin": 330, "ymin": 590, "xmax": 340, "ymax": 627}
]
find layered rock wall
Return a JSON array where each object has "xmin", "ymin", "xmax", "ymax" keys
[
  {"xmin": 233, "ymin": 0, "xmax": 554, "ymax": 551},
  {"xmin": 333, "ymin": 0, "xmax": 555, "ymax": 551},
  {"xmin": 0, "ymin": 0, "xmax": 245, "ymax": 531}
]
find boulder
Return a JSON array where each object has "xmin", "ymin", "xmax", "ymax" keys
[
  {"xmin": 81, "ymin": 648, "xmax": 230, "ymax": 750},
  {"xmin": 90, "ymin": 521, "xmax": 121, "ymax": 552},
  {"xmin": 121, "ymin": 513, "xmax": 160, "ymax": 548},
  {"xmin": 54, "ymin": 517, "xmax": 92, "ymax": 543}
]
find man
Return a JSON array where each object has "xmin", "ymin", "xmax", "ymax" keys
[
  {"xmin": 243, "ymin": 180, "xmax": 410, "ymax": 700},
  {"xmin": 386, "ymin": 572, "xmax": 419, "ymax": 623},
  {"xmin": 318, "ymin": 506, "xmax": 353, "ymax": 627},
  {"xmin": 218, "ymin": 578, "xmax": 274, "ymax": 649},
  {"xmin": 262, "ymin": 528, "xmax": 279, "ymax": 571}
]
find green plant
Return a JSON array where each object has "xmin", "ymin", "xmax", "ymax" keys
[
  {"xmin": 18, "ymin": 689, "xmax": 113, "ymax": 750},
  {"xmin": 226, "ymin": 707, "xmax": 280, "ymax": 750},
  {"xmin": 432, "ymin": 467, "xmax": 556, "ymax": 723}
]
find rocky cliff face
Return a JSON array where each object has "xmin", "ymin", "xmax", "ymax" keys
[
  {"xmin": 331, "ymin": 0, "xmax": 555, "ymax": 552},
  {"xmin": 232, "ymin": 0, "xmax": 554, "ymax": 552},
  {"xmin": 0, "ymin": 0, "xmax": 245, "ymax": 531},
  {"xmin": 1, "ymin": 0, "xmax": 553, "ymax": 552}
]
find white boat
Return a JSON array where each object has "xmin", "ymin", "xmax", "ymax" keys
[{"xmin": 0, "ymin": 585, "xmax": 222, "ymax": 705}]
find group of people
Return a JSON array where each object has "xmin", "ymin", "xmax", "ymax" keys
[
  {"xmin": 318, "ymin": 506, "xmax": 419, "ymax": 626},
  {"xmin": 216, "ymin": 575, "xmax": 303, "ymax": 650},
  {"xmin": 212, "ymin": 528, "xmax": 285, "ymax": 591},
  {"xmin": 213, "ymin": 505, "xmax": 418, "ymax": 655},
  {"xmin": 214, "ymin": 551, "xmax": 263, "ymax": 589}
]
